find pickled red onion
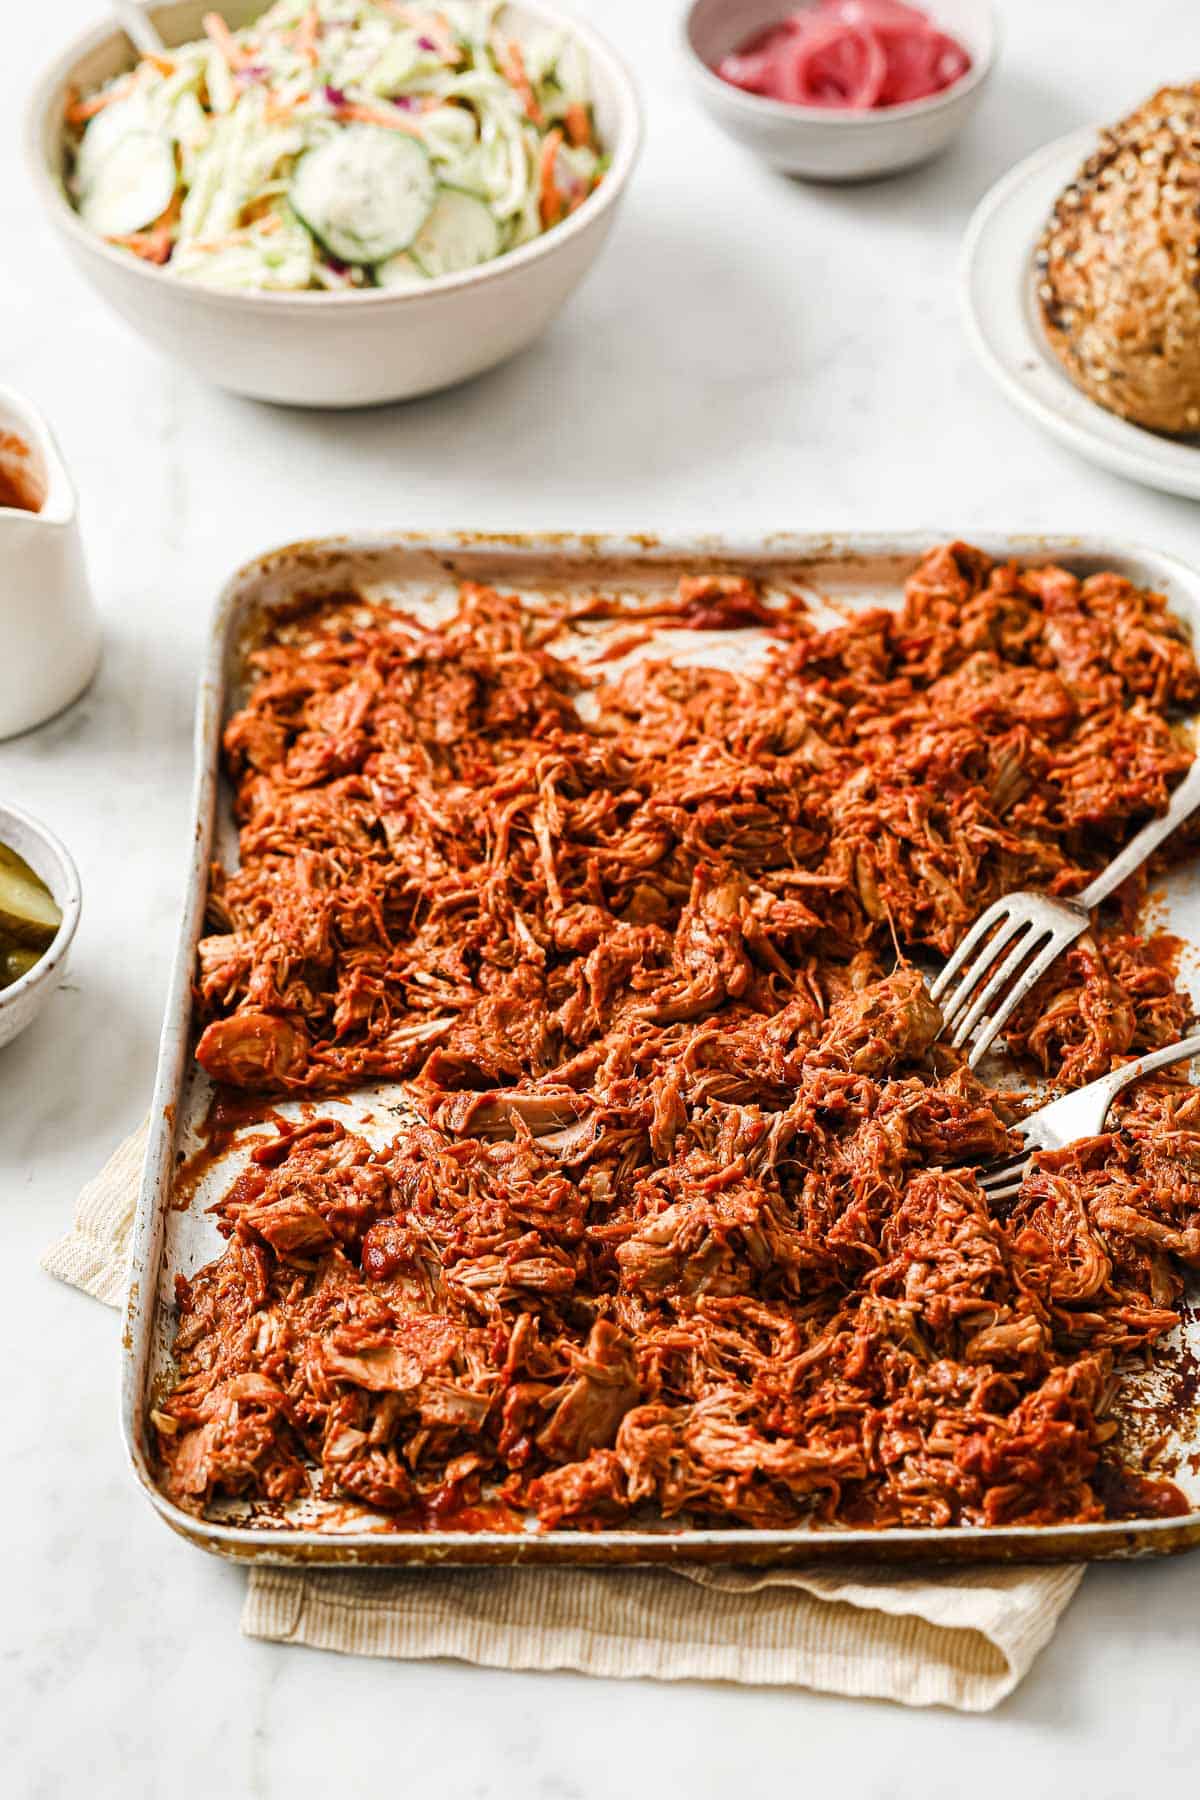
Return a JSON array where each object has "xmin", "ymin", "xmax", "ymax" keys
[{"xmin": 715, "ymin": 0, "xmax": 971, "ymax": 112}]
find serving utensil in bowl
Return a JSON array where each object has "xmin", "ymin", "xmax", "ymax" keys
[
  {"xmin": 930, "ymin": 754, "xmax": 1200, "ymax": 1067},
  {"xmin": 27, "ymin": 1, "xmax": 642, "ymax": 407},
  {"xmin": 974, "ymin": 1032, "xmax": 1200, "ymax": 1206},
  {"xmin": 109, "ymin": 0, "xmax": 166, "ymax": 55}
]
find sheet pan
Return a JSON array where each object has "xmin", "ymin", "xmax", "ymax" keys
[{"xmin": 124, "ymin": 531, "xmax": 1200, "ymax": 1566}]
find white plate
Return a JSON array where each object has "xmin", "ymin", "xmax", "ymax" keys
[{"xmin": 961, "ymin": 128, "xmax": 1200, "ymax": 500}]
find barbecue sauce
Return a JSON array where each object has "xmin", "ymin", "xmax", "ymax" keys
[{"xmin": 0, "ymin": 434, "xmax": 43, "ymax": 513}]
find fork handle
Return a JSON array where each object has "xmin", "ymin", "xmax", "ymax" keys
[
  {"xmin": 1092, "ymin": 1030, "xmax": 1200, "ymax": 1124},
  {"xmin": 1078, "ymin": 755, "xmax": 1200, "ymax": 910}
]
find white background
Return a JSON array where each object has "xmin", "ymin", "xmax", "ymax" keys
[{"xmin": 4, "ymin": 1, "xmax": 1200, "ymax": 1794}]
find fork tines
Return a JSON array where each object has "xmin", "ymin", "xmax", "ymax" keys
[
  {"xmin": 929, "ymin": 894, "xmax": 1087, "ymax": 1066},
  {"xmin": 975, "ymin": 1155, "xmax": 1029, "ymax": 1204}
]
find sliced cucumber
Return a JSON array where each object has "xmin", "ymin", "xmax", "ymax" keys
[
  {"xmin": 374, "ymin": 251, "xmax": 430, "ymax": 289},
  {"xmin": 72, "ymin": 95, "xmax": 150, "ymax": 193},
  {"xmin": 78, "ymin": 130, "xmax": 177, "ymax": 236},
  {"xmin": 410, "ymin": 186, "xmax": 500, "ymax": 277},
  {"xmin": 289, "ymin": 126, "xmax": 435, "ymax": 265}
]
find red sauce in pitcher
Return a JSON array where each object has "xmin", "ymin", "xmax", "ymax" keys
[{"xmin": 0, "ymin": 433, "xmax": 43, "ymax": 512}]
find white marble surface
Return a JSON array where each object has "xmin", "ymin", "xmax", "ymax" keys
[{"xmin": 4, "ymin": 1, "xmax": 1200, "ymax": 1792}]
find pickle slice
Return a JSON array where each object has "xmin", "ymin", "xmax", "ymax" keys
[
  {"xmin": 1, "ymin": 944, "xmax": 42, "ymax": 989},
  {"xmin": 0, "ymin": 844, "xmax": 62, "ymax": 948}
]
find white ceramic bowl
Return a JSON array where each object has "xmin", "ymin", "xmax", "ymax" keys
[
  {"xmin": 27, "ymin": 1, "xmax": 642, "ymax": 408},
  {"xmin": 0, "ymin": 802, "xmax": 82, "ymax": 1054},
  {"xmin": 682, "ymin": 0, "xmax": 996, "ymax": 181}
]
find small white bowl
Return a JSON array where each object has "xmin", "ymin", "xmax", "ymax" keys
[
  {"xmin": 682, "ymin": 0, "xmax": 996, "ymax": 181},
  {"xmin": 27, "ymin": 1, "xmax": 642, "ymax": 408},
  {"xmin": 0, "ymin": 802, "xmax": 82, "ymax": 1054}
]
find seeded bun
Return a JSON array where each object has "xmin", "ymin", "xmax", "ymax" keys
[{"xmin": 1037, "ymin": 85, "xmax": 1200, "ymax": 436}]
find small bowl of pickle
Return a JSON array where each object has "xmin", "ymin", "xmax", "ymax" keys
[{"xmin": 0, "ymin": 801, "xmax": 81, "ymax": 1052}]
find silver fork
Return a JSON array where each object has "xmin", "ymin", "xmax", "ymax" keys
[
  {"xmin": 976, "ymin": 1030, "xmax": 1200, "ymax": 1205},
  {"xmin": 930, "ymin": 757, "xmax": 1200, "ymax": 1067}
]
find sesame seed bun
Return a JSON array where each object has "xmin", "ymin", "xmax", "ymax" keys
[{"xmin": 1038, "ymin": 86, "xmax": 1200, "ymax": 437}]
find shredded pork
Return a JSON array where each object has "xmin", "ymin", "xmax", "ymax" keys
[{"xmin": 157, "ymin": 544, "xmax": 1200, "ymax": 1529}]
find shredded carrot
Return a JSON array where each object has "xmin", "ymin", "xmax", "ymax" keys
[
  {"xmin": 498, "ymin": 38, "xmax": 543, "ymax": 125},
  {"xmin": 113, "ymin": 235, "xmax": 171, "ymax": 265},
  {"xmin": 144, "ymin": 53, "xmax": 177, "ymax": 79},
  {"xmin": 264, "ymin": 90, "xmax": 309, "ymax": 124},
  {"xmin": 538, "ymin": 127, "xmax": 565, "ymax": 228},
  {"xmin": 564, "ymin": 102, "xmax": 590, "ymax": 148},
  {"xmin": 293, "ymin": 4, "xmax": 320, "ymax": 64},
  {"xmin": 64, "ymin": 78, "xmax": 132, "ymax": 125},
  {"xmin": 426, "ymin": 11, "xmax": 462, "ymax": 62},
  {"xmin": 333, "ymin": 101, "xmax": 424, "ymax": 136},
  {"xmin": 108, "ymin": 189, "xmax": 181, "ymax": 266},
  {"xmin": 203, "ymin": 11, "xmax": 248, "ymax": 69}
]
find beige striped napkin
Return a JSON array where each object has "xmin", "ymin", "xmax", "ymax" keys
[{"xmin": 42, "ymin": 1125, "xmax": 1083, "ymax": 1710}]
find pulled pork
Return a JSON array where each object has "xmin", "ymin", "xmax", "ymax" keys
[{"xmin": 159, "ymin": 544, "xmax": 1200, "ymax": 1529}]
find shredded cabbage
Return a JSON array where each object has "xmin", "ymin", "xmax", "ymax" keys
[{"xmin": 66, "ymin": 0, "xmax": 603, "ymax": 290}]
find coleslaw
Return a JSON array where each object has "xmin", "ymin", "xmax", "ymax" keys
[{"xmin": 64, "ymin": 2, "xmax": 606, "ymax": 291}]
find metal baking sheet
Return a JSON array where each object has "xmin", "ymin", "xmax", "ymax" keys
[{"xmin": 123, "ymin": 531, "xmax": 1200, "ymax": 1567}]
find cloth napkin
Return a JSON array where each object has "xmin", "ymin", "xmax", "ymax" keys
[{"xmin": 42, "ymin": 1125, "xmax": 1083, "ymax": 1710}]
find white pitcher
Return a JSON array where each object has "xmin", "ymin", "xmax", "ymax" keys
[{"xmin": 0, "ymin": 386, "xmax": 100, "ymax": 740}]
